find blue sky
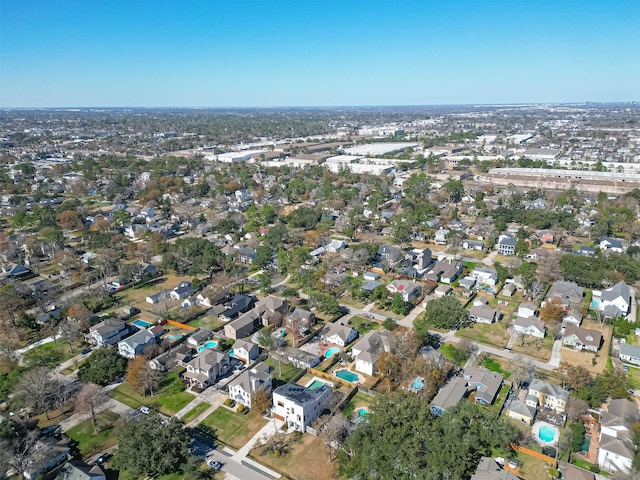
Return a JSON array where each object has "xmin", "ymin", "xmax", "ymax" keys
[{"xmin": 1, "ymin": 0, "xmax": 638, "ymax": 107}]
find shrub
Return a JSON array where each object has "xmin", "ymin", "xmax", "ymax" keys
[
  {"xmin": 237, "ymin": 404, "xmax": 245, "ymax": 413},
  {"xmin": 224, "ymin": 398, "xmax": 234, "ymax": 406}
]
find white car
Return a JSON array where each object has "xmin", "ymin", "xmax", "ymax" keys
[
  {"xmin": 207, "ymin": 460, "xmax": 222, "ymax": 470},
  {"xmin": 139, "ymin": 406, "xmax": 150, "ymax": 415}
]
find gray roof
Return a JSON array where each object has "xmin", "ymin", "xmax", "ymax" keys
[
  {"xmin": 529, "ymin": 379, "xmax": 569, "ymax": 402},
  {"xmin": 463, "ymin": 367, "xmax": 503, "ymax": 404},
  {"xmin": 603, "ymin": 399, "xmax": 640, "ymax": 431},
  {"xmin": 469, "ymin": 305, "xmax": 499, "ymax": 322},
  {"xmin": 55, "ymin": 460, "xmax": 105, "ymax": 480},
  {"xmin": 320, "ymin": 322, "xmax": 356, "ymax": 343},
  {"xmin": 353, "ymin": 330, "xmax": 394, "ymax": 357},
  {"xmin": 507, "ymin": 399, "xmax": 536, "ymax": 419},
  {"xmin": 273, "ymin": 383, "xmax": 330, "ymax": 405},
  {"xmin": 563, "ymin": 325, "xmax": 602, "ymax": 349},
  {"xmin": 120, "ymin": 328, "xmax": 155, "ymax": 349},
  {"xmin": 620, "ymin": 342, "xmax": 640, "ymax": 359},
  {"xmin": 228, "ymin": 361, "xmax": 271, "ymax": 392},
  {"xmin": 470, "ymin": 457, "xmax": 521, "ymax": 480},
  {"xmin": 548, "ymin": 280, "xmax": 584, "ymax": 303},
  {"xmin": 430, "ymin": 376, "xmax": 470, "ymax": 413},
  {"xmin": 601, "ymin": 280, "xmax": 631, "ymax": 304},
  {"xmin": 90, "ymin": 318, "xmax": 125, "ymax": 336}
]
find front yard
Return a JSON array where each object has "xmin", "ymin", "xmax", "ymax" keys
[
  {"xmin": 66, "ymin": 410, "xmax": 120, "ymax": 458},
  {"xmin": 108, "ymin": 371, "xmax": 194, "ymax": 415},
  {"xmin": 456, "ymin": 321, "xmax": 510, "ymax": 349},
  {"xmin": 200, "ymin": 406, "xmax": 268, "ymax": 449},
  {"xmin": 510, "ymin": 334, "xmax": 554, "ymax": 362}
]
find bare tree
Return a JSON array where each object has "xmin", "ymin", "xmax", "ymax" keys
[
  {"xmin": 314, "ymin": 414, "xmax": 352, "ymax": 463},
  {"xmin": 14, "ymin": 367, "xmax": 60, "ymax": 420},
  {"xmin": 0, "ymin": 427, "xmax": 40, "ymax": 479},
  {"xmin": 510, "ymin": 354, "xmax": 536, "ymax": 389},
  {"xmin": 565, "ymin": 396, "xmax": 589, "ymax": 423},
  {"xmin": 75, "ymin": 383, "xmax": 108, "ymax": 433},
  {"xmin": 58, "ymin": 317, "xmax": 82, "ymax": 353}
]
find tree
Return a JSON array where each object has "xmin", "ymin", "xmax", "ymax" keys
[
  {"xmin": 114, "ymin": 414, "xmax": 193, "ymax": 477},
  {"xmin": 78, "ymin": 347, "xmax": 127, "ymax": 385},
  {"xmin": 565, "ymin": 396, "xmax": 589, "ymax": 423},
  {"xmin": 126, "ymin": 356, "xmax": 160, "ymax": 396},
  {"xmin": 339, "ymin": 395, "xmax": 518, "ymax": 480},
  {"xmin": 315, "ymin": 414, "xmax": 351, "ymax": 463},
  {"xmin": 75, "ymin": 383, "xmax": 108, "ymax": 434},
  {"xmin": 557, "ymin": 363, "xmax": 592, "ymax": 391},
  {"xmin": 510, "ymin": 354, "xmax": 536, "ymax": 389},
  {"xmin": 14, "ymin": 367, "xmax": 60, "ymax": 420},
  {"xmin": 58, "ymin": 317, "xmax": 82, "ymax": 353},
  {"xmin": 390, "ymin": 293, "xmax": 411, "ymax": 316},
  {"xmin": 443, "ymin": 179, "xmax": 464, "ymax": 203},
  {"xmin": 415, "ymin": 296, "xmax": 469, "ymax": 337},
  {"xmin": 569, "ymin": 421, "xmax": 585, "ymax": 452},
  {"xmin": 252, "ymin": 387, "xmax": 271, "ymax": 415},
  {"xmin": 540, "ymin": 298, "xmax": 566, "ymax": 324}
]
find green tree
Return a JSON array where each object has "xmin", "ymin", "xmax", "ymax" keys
[
  {"xmin": 78, "ymin": 348, "xmax": 127, "ymax": 385},
  {"xmin": 390, "ymin": 293, "xmax": 411, "ymax": 316},
  {"xmin": 415, "ymin": 296, "xmax": 470, "ymax": 337},
  {"xmin": 114, "ymin": 414, "xmax": 193, "ymax": 477},
  {"xmin": 443, "ymin": 179, "xmax": 464, "ymax": 203}
]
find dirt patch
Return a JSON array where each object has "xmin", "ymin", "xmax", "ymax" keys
[
  {"xmin": 250, "ymin": 433, "xmax": 338, "ymax": 480},
  {"xmin": 560, "ymin": 320, "xmax": 612, "ymax": 375}
]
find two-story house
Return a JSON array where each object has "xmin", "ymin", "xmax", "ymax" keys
[
  {"xmin": 184, "ymin": 349, "xmax": 231, "ymax": 389},
  {"xmin": 117, "ymin": 327, "xmax": 161, "ymax": 359},
  {"xmin": 231, "ymin": 339, "xmax": 260, "ymax": 364},
  {"xmin": 272, "ymin": 383, "xmax": 332, "ymax": 432},
  {"xmin": 527, "ymin": 379, "xmax": 569, "ymax": 413},
  {"xmin": 496, "ymin": 234, "xmax": 517, "ymax": 255},
  {"xmin": 351, "ymin": 330, "xmax": 394, "ymax": 376},
  {"xmin": 90, "ymin": 318, "xmax": 130, "ymax": 347},
  {"xmin": 598, "ymin": 399, "xmax": 639, "ymax": 475},
  {"xmin": 547, "ymin": 280, "xmax": 584, "ymax": 308},
  {"xmin": 386, "ymin": 280, "xmax": 423, "ymax": 303},
  {"xmin": 319, "ymin": 322, "xmax": 358, "ymax": 347},
  {"xmin": 286, "ymin": 308, "xmax": 315, "ymax": 333},
  {"xmin": 598, "ymin": 281, "xmax": 632, "ymax": 319},
  {"xmin": 228, "ymin": 361, "xmax": 272, "ymax": 409}
]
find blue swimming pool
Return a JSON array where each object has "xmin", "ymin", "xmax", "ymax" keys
[
  {"xmin": 166, "ymin": 334, "xmax": 184, "ymax": 341},
  {"xmin": 197, "ymin": 340, "xmax": 218, "ymax": 352},
  {"xmin": 534, "ymin": 422, "xmax": 560, "ymax": 445},
  {"xmin": 324, "ymin": 347, "xmax": 340, "ymax": 358},
  {"xmin": 357, "ymin": 408, "xmax": 369, "ymax": 417},
  {"xmin": 410, "ymin": 377, "xmax": 424, "ymax": 390},
  {"xmin": 133, "ymin": 319, "xmax": 152, "ymax": 329},
  {"xmin": 335, "ymin": 369, "xmax": 360, "ymax": 383}
]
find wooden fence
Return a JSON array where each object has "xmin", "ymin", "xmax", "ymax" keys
[
  {"xmin": 165, "ymin": 319, "xmax": 197, "ymax": 331},
  {"xmin": 510, "ymin": 443, "xmax": 557, "ymax": 466}
]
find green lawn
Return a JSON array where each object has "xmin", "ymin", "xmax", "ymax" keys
[
  {"xmin": 483, "ymin": 357, "xmax": 512, "ymax": 379},
  {"xmin": 572, "ymin": 458, "xmax": 598, "ymax": 472},
  {"xmin": 628, "ymin": 366, "xmax": 640, "ymax": 389},
  {"xmin": 439, "ymin": 343, "xmax": 467, "ymax": 366},
  {"xmin": 349, "ymin": 316, "xmax": 379, "ymax": 335},
  {"xmin": 23, "ymin": 338, "xmax": 86, "ymax": 368},
  {"xmin": 108, "ymin": 371, "xmax": 195, "ymax": 415},
  {"xmin": 200, "ymin": 407, "xmax": 268, "ymax": 449},
  {"xmin": 66, "ymin": 410, "xmax": 120, "ymax": 458},
  {"xmin": 181, "ymin": 401, "xmax": 212, "ymax": 424},
  {"xmin": 341, "ymin": 391, "xmax": 375, "ymax": 419},
  {"xmin": 264, "ymin": 357, "xmax": 303, "ymax": 384}
]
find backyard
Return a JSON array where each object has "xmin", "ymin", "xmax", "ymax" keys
[
  {"xmin": 341, "ymin": 390, "xmax": 376, "ymax": 419},
  {"xmin": 200, "ymin": 406, "xmax": 268, "ymax": 449},
  {"xmin": 108, "ymin": 371, "xmax": 194, "ymax": 415},
  {"xmin": 264, "ymin": 357, "xmax": 304, "ymax": 385},
  {"xmin": 456, "ymin": 321, "xmax": 510, "ymax": 349}
]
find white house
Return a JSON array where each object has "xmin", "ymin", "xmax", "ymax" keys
[
  {"xmin": 599, "ymin": 236, "xmax": 625, "ymax": 253},
  {"xmin": 386, "ymin": 280, "xmax": 422, "ymax": 303},
  {"xmin": 117, "ymin": 328, "xmax": 159, "ymax": 359},
  {"xmin": 512, "ymin": 317, "xmax": 545, "ymax": 339},
  {"xmin": 231, "ymin": 339, "xmax": 260, "ymax": 364},
  {"xmin": 468, "ymin": 305, "xmax": 500, "ymax": 324},
  {"xmin": 598, "ymin": 281, "xmax": 632, "ymax": 318},
  {"xmin": 351, "ymin": 330, "xmax": 394, "ymax": 376},
  {"xmin": 497, "ymin": 234, "xmax": 517, "ymax": 255},
  {"xmin": 319, "ymin": 322, "xmax": 358, "ymax": 347},
  {"xmin": 562, "ymin": 326, "xmax": 602, "ymax": 352},
  {"xmin": 272, "ymin": 383, "xmax": 332, "ymax": 433},
  {"xmin": 619, "ymin": 343, "xmax": 640, "ymax": 366},
  {"xmin": 90, "ymin": 318, "xmax": 129, "ymax": 347},
  {"xmin": 470, "ymin": 267, "xmax": 498, "ymax": 286},
  {"xmin": 228, "ymin": 361, "xmax": 272, "ymax": 409},
  {"xmin": 517, "ymin": 303, "xmax": 537, "ymax": 319},
  {"xmin": 325, "ymin": 239, "xmax": 347, "ymax": 253},
  {"xmin": 598, "ymin": 399, "xmax": 639, "ymax": 475}
]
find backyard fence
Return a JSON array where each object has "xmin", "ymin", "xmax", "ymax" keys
[
  {"xmin": 165, "ymin": 319, "xmax": 197, "ymax": 330},
  {"xmin": 510, "ymin": 443, "xmax": 557, "ymax": 466}
]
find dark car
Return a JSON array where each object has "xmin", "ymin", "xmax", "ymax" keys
[
  {"xmin": 81, "ymin": 348, "xmax": 92, "ymax": 355},
  {"xmin": 95, "ymin": 452, "xmax": 113, "ymax": 465}
]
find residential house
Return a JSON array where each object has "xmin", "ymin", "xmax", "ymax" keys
[
  {"xmin": 23, "ymin": 436, "xmax": 72, "ymax": 480},
  {"xmin": 463, "ymin": 367, "xmax": 504, "ymax": 405},
  {"xmin": 578, "ymin": 246, "xmax": 596, "ymax": 256},
  {"xmin": 351, "ymin": 330, "xmax": 394, "ymax": 376},
  {"xmin": 598, "ymin": 399, "xmax": 639, "ymax": 475},
  {"xmin": 600, "ymin": 236, "xmax": 625, "ymax": 253},
  {"xmin": 219, "ymin": 294, "xmax": 258, "ymax": 321},
  {"xmin": 169, "ymin": 281, "xmax": 196, "ymax": 300},
  {"xmin": 424, "ymin": 259, "xmax": 463, "ymax": 284},
  {"xmin": 272, "ymin": 383, "xmax": 332, "ymax": 432},
  {"xmin": 547, "ymin": 280, "xmax": 584, "ymax": 308},
  {"xmin": 433, "ymin": 284, "xmax": 453, "ymax": 297},
  {"xmin": 562, "ymin": 326, "xmax": 602, "ymax": 352},
  {"xmin": 562, "ymin": 308, "xmax": 583, "ymax": 328},
  {"xmin": 184, "ymin": 349, "xmax": 231, "ymax": 389},
  {"xmin": 36, "ymin": 306, "xmax": 64, "ymax": 326},
  {"xmin": 564, "ymin": 465, "xmax": 595, "ymax": 480},
  {"xmin": 619, "ymin": 343, "xmax": 640, "ymax": 366},
  {"xmin": 539, "ymin": 230, "xmax": 555, "ymax": 244},
  {"xmin": 89, "ymin": 318, "xmax": 130, "ymax": 347},
  {"xmin": 377, "ymin": 245, "xmax": 403, "ymax": 263},
  {"xmin": 517, "ymin": 303, "xmax": 537, "ymax": 319},
  {"xmin": 512, "ymin": 317, "xmax": 546, "ymax": 339},
  {"xmin": 363, "ymin": 271, "xmax": 380, "ymax": 282},
  {"xmin": 505, "ymin": 399, "xmax": 536, "ymax": 425},
  {"xmin": 117, "ymin": 327, "xmax": 161, "ymax": 359},
  {"xmin": 386, "ymin": 280, "xmax": 423, "ymax": 303},
  {"xmin": 430, "ymin": 376, "xmax": 472, "ymax": 416},
  {"xmin": 470, "ymin": 457, "xmax": 521, "ymax": 480},
  {"xmin": 286, "ymin": 308, "xmax": 315, "ymax": 332},
  {"xmin": 287, "ymin": 349, "xmax": 321, "ymax": 369},
  {"xmin": 468, "ymin": 305, "xmax": 501, "ymax": 324},
  {"xmin": 470, "ymin": 267, "xmax": 498, "ymax": 286},
  {"xmin": 145, "ymin": 290, "xmax": 170, "ymax": 304},
  {"xmin": 54, "ymin": 460, "xmax": 105, "ymax": 480},
  {"xmin": 501, "ymin": 283, "xmax": 517, "ymax": 297},
  {"xmin": 459, "ymin": 276, "xmax": 476, "ymax": 290},
  {"xmin": 319, "ymin": 322, "xmax": 358, "ymax": 347},
  {"xmin": 254, "ymin": 295, "xmax": 288, "ymax": 326},
  {"xmin": 149, "ymin": 344, "xmax": 193, "ymax": 371},
  {"xmin": 527, "ymin": 379, "xmax": 569, "ymax": 413},
  {"xmin": 224, "ymin": 310, "xmax": 261, "ymax": 340},
  {"xmin": 325, "ymin": 239, "xmax": 347, "ymax": 253},
  {"xmin": 231, "ymin": 339, "xmax": 260, "ymax": 364},
  {"xmin": 434, "ymin": 228, "xmax": 449, "ymax": 245},
  {"xmin": 497, "ymin": 234, "xmax": 517, "ymax": 255},
  {"xmin": 598, "ymin": 281, "xmax": 632, "ymax": 318},
  {"xmin": 238, "ymin": 247, "xmax": 257, "ymax": 264},
  {"xmin": 462, "ymin": 239, "xmax": 484, "ymax": 251},
  {"xmin": 228, "ymin": 361, "xmax": 272, "ymax": 409},
  {"xmin": 195, "ymin": 288, "xmax": 231, "ymax": 308}
]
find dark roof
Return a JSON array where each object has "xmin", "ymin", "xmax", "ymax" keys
[{"xmin": 273, "ymin": 383, "xmax": 329, "ymax": 405}]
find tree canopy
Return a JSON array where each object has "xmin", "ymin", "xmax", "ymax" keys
[
  {"xmin": 77, "ymin": 347, "xmax": 127, "ymax": 385},
  {"xmin": 339, "ymin": 394, "xmax": 519, "ymax": 480},
  {"xmin": 415, "ymin": 296, "xmax": 470, "ymax": 338}
]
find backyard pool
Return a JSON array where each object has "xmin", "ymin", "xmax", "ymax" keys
[
  {"xmin": 591, "ymin": 299, "xmax": 600, "ymax": 308},
  {"xmin": 410, "ymin": 377, "xmax": 424, "ymax": 391},
  {"xmin": 533, "ymin": 421, "xmax": 560, "ymax": 446},
  {"xmin": 324, "ymin": 347, "xmax": 340, "ymax": 358},
  {"xmin": 132, "ymin": 319, "xmax": 152, "ymax": 329},
  {"xmin": 357, "ymin": 408, "xmax": 369, "ymax": 417},
  {"xmin": 166, "ymin": 334, "xmax": 184, "ymax": 341},
  {"xmin": 335, "ymin": 369, "xmax": 360, "ymax": 383},
  {"xmin": 306, "ymin": 378, "xmax": 333, "ymax": 390},
  {"xmin": 197, "ymin": 340, "xmax": 218, "ymax": 352}
]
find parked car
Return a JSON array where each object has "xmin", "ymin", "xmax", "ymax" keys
[
  {"xmin": 95, "ymin": 452, "xmax": 113, "ymax": 465},
  {"xmin": 207, "ymin": 460, "xmax": 222, "ymax": 470},
  {"xmin": 139, "ymin": 406, "xmax": 150, "ymax": 415},
  {"xmin": 81, "ymin": 348, "xmax": 92, "ymax": 355}
]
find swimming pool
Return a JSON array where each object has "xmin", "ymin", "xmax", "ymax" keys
[
  {"xmin": 357, "ymin": 408, "xmax": 369, "ymax": 417},
  {"xmin": 324, "ymin": 347, "xmax": 340, "ymax": 358},
  {"xmin": 197, "ymin": 340, "xmax": 218, "ymax": 352},
  {"xmin": 335, "ymin": 369, "xmax": 360, "ymax": 383},
  {"xmin": 166, "ymin": 334, "xmax": 184, "ymax": 341},
  {"xmin": 308, "ymin": 380, "xmax": 326, "ymax": 390},
  {"xmin": 132, "ymin": 319, "xmax": 152, "ymax": 329},
  {"xmin": 410, "ymin": 377, "xmax": 424, "ymax": 391},
  {"xmin": 533, "ymin": 421, "xmax": 560, "ymax": 446}
]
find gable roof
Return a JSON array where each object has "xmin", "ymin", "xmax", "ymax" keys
[
  {"xmin": 548, "ymin": 280, "xmax": 584, "ymax": 302},
  {"xmin": 470, "ymin": 457, "xmax": 521, "ymax": 480},
  {"xmin": 529, "ymin": 379, "xmax": 569, "ymax": 402},
  {"xmin": 563, "ymin": 325, "xmax": 602, "ymax": 349},
  {"xmin": 601, "ymin": 281, "xmax": 631, "ymax": 303},
  {"xmin": 320, "ymin": 322, "xmax": 356, "ymax": 343}
]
